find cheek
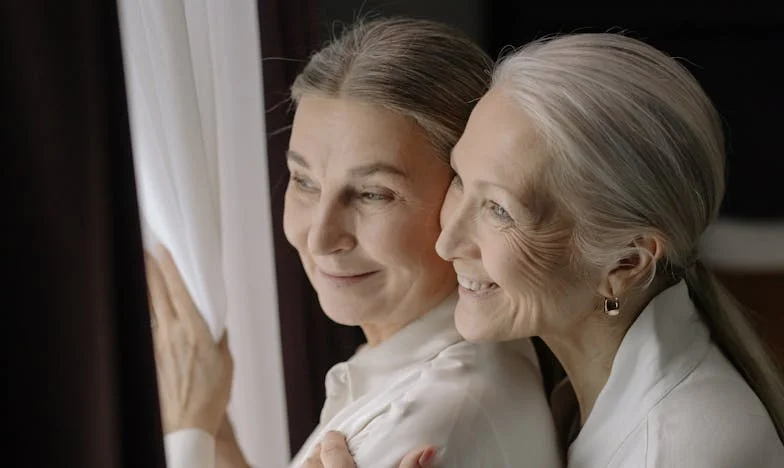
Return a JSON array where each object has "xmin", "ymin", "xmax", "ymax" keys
[
  {"xmin": 498, "ymin": 221, "xmax": 573, "ymax": 291},
  {"xmin": 364, "ymin": 206, "xmax": 444, "ymax": 268}
]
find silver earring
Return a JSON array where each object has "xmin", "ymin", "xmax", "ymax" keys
[{"xmin": 604, "ymin": 297, "xmax": 620, "ymax": 316}]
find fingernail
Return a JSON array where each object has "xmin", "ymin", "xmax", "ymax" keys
[{"xmin": 418, "ymin": 447, "xmax": 436, "ymax": 466}]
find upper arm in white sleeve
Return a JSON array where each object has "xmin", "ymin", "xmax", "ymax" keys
[
  {"xmin": 347, "ymin": 386, "xmax": 482, "ymax": 468},
  {"xmin": 347, "ymin": 374, "xmax": 560, "ymax": 468},
  {"xmin": 164, "ymin": 428, "xmax": 216, "ymax": 468}
]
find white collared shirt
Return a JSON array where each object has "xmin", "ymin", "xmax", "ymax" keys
[
  {"xmin": 165, "ymin": 292, "xmax": 562, "ymax": 468},
  {"xmin": 289, "ymin": 292, "xmax": 562, "ymax": 468},
  {"xmin": 568, "ymin": 281, "xmax": 784, "ymax": 467}
]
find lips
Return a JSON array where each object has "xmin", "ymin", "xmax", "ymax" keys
[
  {"xmin": 317, "ymin": 268, "xmax": 379, "ymax": 286},
  {"xmin": 320, "ymin": 270, "xmax": 376, "ymax": 279}
]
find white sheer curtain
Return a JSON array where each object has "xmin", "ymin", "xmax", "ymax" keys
[{"xmin": 118, "ymin": 1, "xmax": 289, "ymax": 466}]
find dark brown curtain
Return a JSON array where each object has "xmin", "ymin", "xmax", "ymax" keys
[
  {"xmin": 4, "ymin": 2, "xmax": 165, "ymax": 467},
  {"xmin": 257, "ymin": 0, "xmax": 368, "ymax": 456}
]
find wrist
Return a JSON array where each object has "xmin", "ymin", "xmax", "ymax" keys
[{"xmin": 166, "ymin": 417, "xmax": 220, "ymax": 436}]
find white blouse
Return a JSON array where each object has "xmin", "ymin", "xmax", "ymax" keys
[
  {"xmin": 568, "ymin": 281, "xmax": 784, "ymax": 467},
  {"xmin": 165, "ymin": 292, "xmax": 562, "ymax": 468},
  {"xmin": 288, "ymin": 292, "xmax": 562, "ymax": 468}
]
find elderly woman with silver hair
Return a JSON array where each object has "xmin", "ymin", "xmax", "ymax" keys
[{"xmin": 305, "ymin": 32, "xmax": 784, "ymax": 468}]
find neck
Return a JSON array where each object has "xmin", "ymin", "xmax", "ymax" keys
[
  {"xmin": 543, "ymin": 315, "xmax": 630, "ymax": 425},
  {"xmin": 361, "ymin": 285, "xmax": 455, "ymax": 347},
  {"xmin": 542, "ymin": 283, "xmax": 666, "ymax": 425}
]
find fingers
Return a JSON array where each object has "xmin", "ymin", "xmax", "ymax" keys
[
  {"xmin": 303, "ymin": 432, "xmax": 432, "ymax": 468},
  {"xmin": 319, "ymin": 432, "xmax": 356, "ymax": 468},
  {"xmin": 145, "ymin": 251, "xmax": 175, "ymax": 328},
  {"xmin": 301, "ymin": 443, "xmax": 324, "ymax": 468},
  {"xmin": 399, "ymin": 446, "xmax": 437, "ymax": 468},
  {"xmin": 218, "ymin": 331, "xmax": 234, "ymax": 380},
  {"xmin": 155, "ymin": 245, "xmax": 212, "ymax": 340}
]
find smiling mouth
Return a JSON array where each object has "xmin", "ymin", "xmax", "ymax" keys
[{"xmin": 457, "ymin": 275, "xmax": 499, "ymax": 294}]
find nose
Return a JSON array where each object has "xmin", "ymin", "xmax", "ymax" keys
[
  {"xmin": 435, "ymin": 192, "xmax": 477, "ymax": 261},
  {"xmin": 307, "ymin": 198, "xmax": 355, "ymax": 256}
]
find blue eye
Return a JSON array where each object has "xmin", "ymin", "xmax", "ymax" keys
[{"xmin": 488, "ymin": 201, "xmax": 512, "ymax": 221}]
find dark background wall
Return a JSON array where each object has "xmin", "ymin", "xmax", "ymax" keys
[
  {"xmin": 317, "ymin": 0, "xmax": 487, "ymax": 48},
  {"xmin": 487, "ymin": 4, "xmax": 784, "ymax": 219}
]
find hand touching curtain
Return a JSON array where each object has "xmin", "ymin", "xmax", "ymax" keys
[{"xmin": 118, "ymin": 1, "xmax": 288, "ymax": 466}]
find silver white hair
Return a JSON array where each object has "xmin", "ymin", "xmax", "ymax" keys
[{"xmin": 493, "ymin": 32, "xmax": 784, "ymax": 440}]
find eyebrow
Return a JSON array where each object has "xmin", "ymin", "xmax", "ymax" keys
[
  {"xmin": 286, "ymin": 149, "xmax": 408, "ymax": 178},
  {"xmin": 348, "ymin": 162, "xmax": 407, "ymax": 178}
]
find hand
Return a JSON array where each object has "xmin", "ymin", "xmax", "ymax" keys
[
  {"xmin": 301, "ymin": 431, "xmax": 437, "ymax": 468},
  {"xmin": 146, "ymin": 245, "xmax": 233, "ymax": 436}
]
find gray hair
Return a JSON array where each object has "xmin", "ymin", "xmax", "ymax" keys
[
  {"xmin": 290, "ymin": 17, "xmax": 493, "ymax": 162},
  {"xmin": 493, "ymin": 33, "xmax": 784, "ymax": 439}
]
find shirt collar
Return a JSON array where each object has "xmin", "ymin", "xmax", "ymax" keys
[
  {"xmin": 568, "ymin": 280, "xmax": 712, "ymax": 465},
  {"xmin": 320, "ymin": 291, "xmax": 462, "ymax": 422}
]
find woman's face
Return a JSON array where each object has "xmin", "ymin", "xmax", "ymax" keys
[
  {"xmin": 436, "ymin": 88, "xmax": 597, "ymax": 342},
  {"xmin": 284, "ymin": 96, "xmax": 456, "ymax": 343}
]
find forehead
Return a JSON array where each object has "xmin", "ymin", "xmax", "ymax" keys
[
  {"xmin": 289, "ymin": 95, "xmax": 437, "ymax": 174},
  {"xmin": 453, "ymin": 87, "xmax": 550, "ymax": 194}
]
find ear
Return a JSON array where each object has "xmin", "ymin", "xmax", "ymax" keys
[{"xmin": 597, "ymin": 235, "xmax": 666, "ymax": 299}]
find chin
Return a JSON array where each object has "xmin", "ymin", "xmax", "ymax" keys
[
  {"xmin": 319, "ymin": 302, "xmax": 359, "ymax": 326},
  {"xmin": 321, "ymin": 308, "xmax": 363, "ymax": 327},
  {"xmin": 454, "ymin": 307, "xmax": 497, "ymax": 342},
  {"xmin": 454, "ymin": 301, "xmax": 536, "ymax": 342},
  {"xmin": 317, "ymin": 294, "xmax": 368, "ymax": 326}
]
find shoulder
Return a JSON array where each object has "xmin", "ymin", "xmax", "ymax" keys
[
  {"xmin": 643, "ymin": 348, "xmax": 783, "ymax": 466},
  {"xmin": 411, "ymin": 339, "xmax": 550, "ymax": 418},
  {"xmin": 350, "ymin": 340, "xmax": 562, "ymax": 467}
]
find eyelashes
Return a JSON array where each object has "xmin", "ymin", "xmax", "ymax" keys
[
  {"xmin": 357, "ymin": 190, "xmax": 394, "ymax": 203},
  {"xmin": 291, "ymin": 175, "xmax": 318, "ymax": 192},
  {"xmin": 487, "ymin": 200, "xmax": 513, "ymax": 223},
  {"xmin": 449, "ymin": 175, "xmax": 514, "ymax": 225},
  {"xmin": 289, "ymin": 173, "xmax": 396, "ymax": 205}
]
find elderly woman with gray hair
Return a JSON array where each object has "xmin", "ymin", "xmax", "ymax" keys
[{"xmin": 306, "ymin": 32, "xmax": 784, "ymax": 468}]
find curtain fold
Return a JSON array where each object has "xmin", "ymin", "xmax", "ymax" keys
[
  {"xmin": 118, "ymin": 1, "xmax": 288, "ymax": 465},
  {"xmin": 118, "ymin": 0, "xmax": 227, "ymax": 340}
]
